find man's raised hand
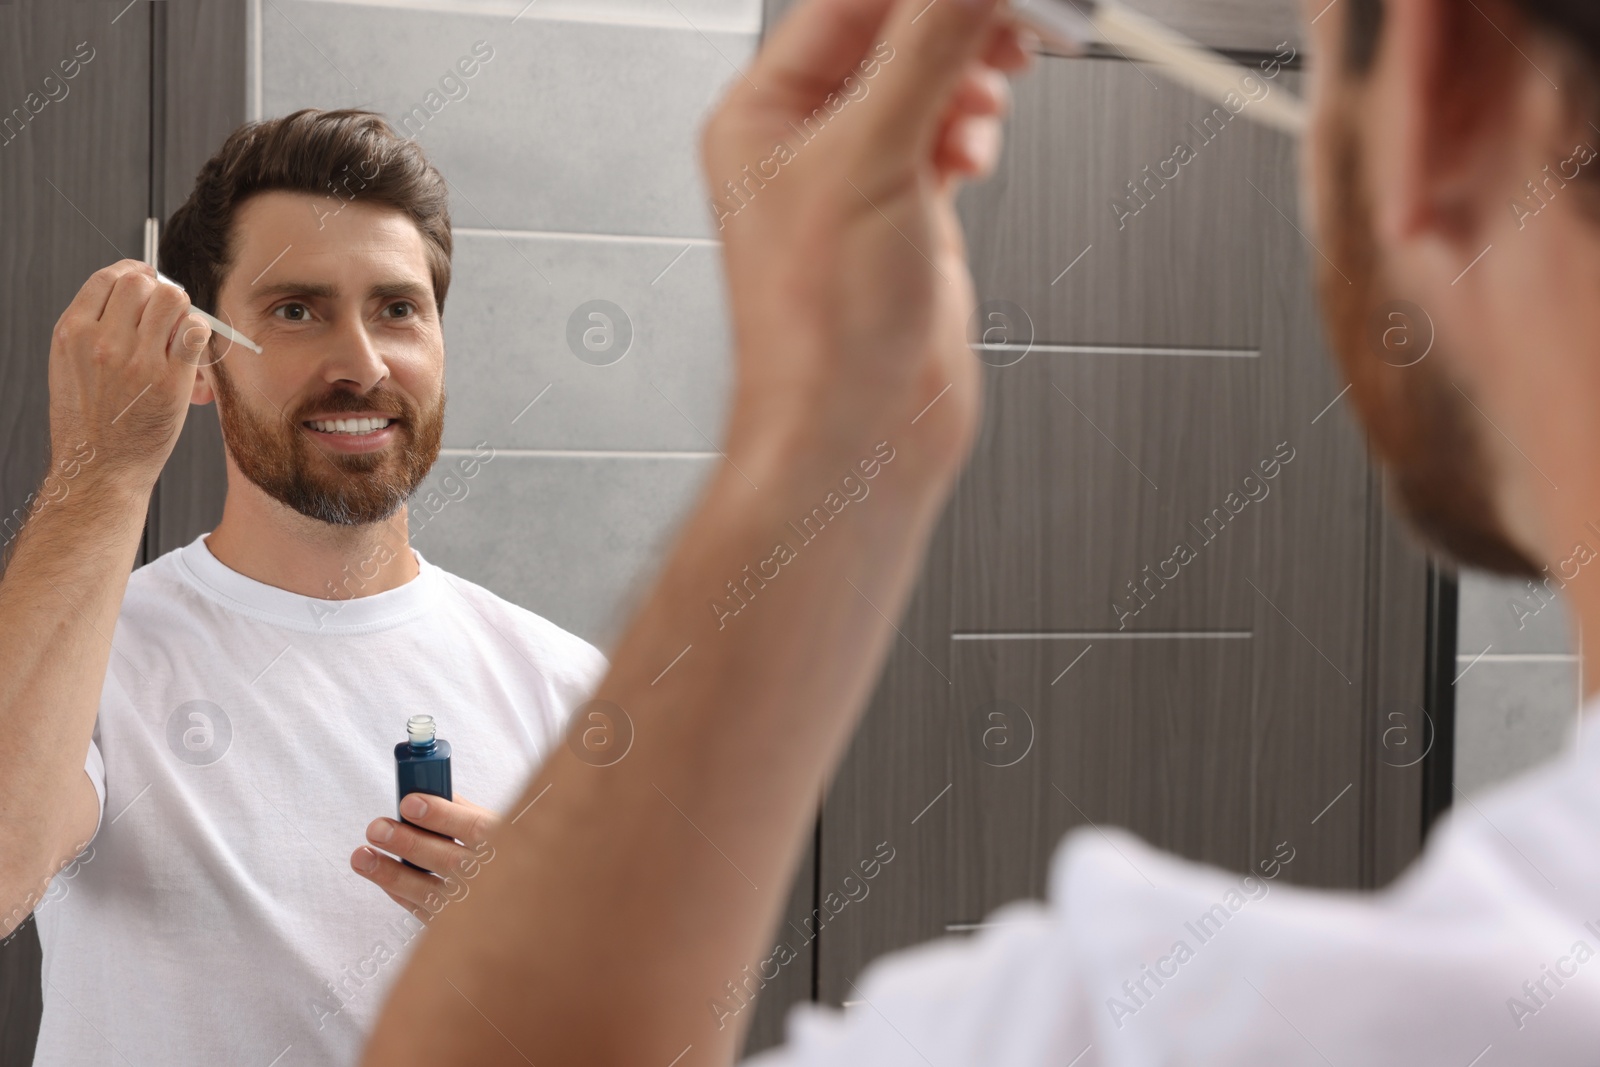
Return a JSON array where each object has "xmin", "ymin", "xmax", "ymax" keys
[{"xmin": 47, "ymin": 260, "xmax": 212, "ymax": 496}]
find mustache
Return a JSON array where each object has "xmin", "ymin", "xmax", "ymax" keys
[{"xmin": 293, "ymin": 394, "xmax": 411, "ymax": 422}]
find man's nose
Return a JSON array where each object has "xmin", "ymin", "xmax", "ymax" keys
[{"xmin": 322, "ymin": 314, "xmax": 389, "ymax": 390}]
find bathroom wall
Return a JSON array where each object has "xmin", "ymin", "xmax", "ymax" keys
[
  {"xmin": 250, "ymin": 0, "xmax": 758, "ymax": 648},
  {"xmin": 1453, "ymin": 572, "xmax": 1583, "ymax": 797},
  {"xmin": 247, "ymin": 0, "xmax": 1582, "ymax": 849}
]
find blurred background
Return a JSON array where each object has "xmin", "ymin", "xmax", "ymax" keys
[{"xmin": 0, "ymin": 0, "xmax": 1582, "ymax": 1061}]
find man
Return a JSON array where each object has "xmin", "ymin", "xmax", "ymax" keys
[
  {"xmin": 390, "ymin": 0, "xmax": 1593, "ymax": 1060},
  {"xmin": 0, "ymin": 108, "xmax": 606, "ymax": 1064}
]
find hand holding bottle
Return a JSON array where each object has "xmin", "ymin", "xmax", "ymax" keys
[{"xmin": 352, "ymin": 792, "xmax": 500, "ymax": 924}]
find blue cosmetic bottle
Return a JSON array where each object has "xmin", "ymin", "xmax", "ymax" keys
[{"xmin": 394, "ymin": 714, "xmax": 452, "ymax": 872}]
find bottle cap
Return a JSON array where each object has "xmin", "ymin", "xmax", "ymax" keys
[{"xmin": 406, "ymin": 714, "xmax": 436, "ymax": 744}]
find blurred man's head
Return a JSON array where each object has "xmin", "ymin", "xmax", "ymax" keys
[
  {"xmin": 159, "ymin": 108, "xmax": 450, "ymax": 526},
  {"xmin": 1304, "ymin": 0, "xmax": 1600, "ymax": 577}
]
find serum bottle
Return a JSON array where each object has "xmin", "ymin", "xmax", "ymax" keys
[{"xmin": 394, "ymin": 714, "xmax": 453, "ymax": 872}]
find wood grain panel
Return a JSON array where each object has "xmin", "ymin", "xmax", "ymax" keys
[
  {"xmin": 816, "ymin": 633, "xmax": 1256, "ymax": 999},
  {"xmin": 1366, "ymin": 470, "xmax": 1431, "ymax": 887},
  {"xmin": 815, "ymin": 510, "xmax": 958, "ymax": 1001},
  {"xmin": 955, "ymin": 55, "xmax": 1278, "ymax": 350},
  {"xmin": 739, "ymin": 821, "xmax": 816, "ymax": 1056},
  {"xmin": 945, "ymin": 637, "xmax": 1256, "ymax": 922},
  {"xmin": 950, "ymin": 352, "xmax": 1260, "ymax": 632},
  {"xmin": 0, "ymin": 0, "xmax": 151, "ymax": 576},
  {"xmin": 1246, "ymin": 70, "xmax": 1375, "ymax": 891},
  {"xmin": 1107, "ymin": 0, "xmax": 1303, "ymax": 56}
]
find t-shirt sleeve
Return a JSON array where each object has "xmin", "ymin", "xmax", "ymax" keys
[
  {"xmin": 740, "ymin": 892, "xmax": 1096, "ymax": 1067},
  {"xmin": 740, "ymin": 771, "xmax": 1600, "ymax": 1067},
  {"xmin": 552, "ymin": 635, "xmax": 609, "ymax": 733},
  {"xmin": 574, "ymin": 636, "xmax": 609, "ymax": 696},
  {"xmin": 83, "ymin": 733, "xmax": 106, "ymax": 843}
]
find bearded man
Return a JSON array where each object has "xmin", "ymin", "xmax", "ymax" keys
[{"xmin": 0, "ymin": 107, "xmax": 606, "ymax": 1066}]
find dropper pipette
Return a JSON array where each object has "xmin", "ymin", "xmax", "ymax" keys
[
  {"xmin": 1009, "ymin": 0, "xmax": 1307, "ymax": 136},
  {"xmin": 154, "ymin": 270, "xmax": 263, "ymax": 354}
]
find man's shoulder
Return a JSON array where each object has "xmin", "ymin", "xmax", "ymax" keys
[
  {"xmin": 119, "ymin": 543, "xmax": 200, "ymax": 617},
  {"xmin": 428, "ymin": 564, "xmax": 608, "ymax": 686}
]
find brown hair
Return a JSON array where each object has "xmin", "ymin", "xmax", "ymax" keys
[
  {"xmin": 158, "ymin": 107, "xmax": 453, "ymax": 322},
  {"xmin": 1347, "ymin": 0, "xmax": 1600, "ymax": 75}
]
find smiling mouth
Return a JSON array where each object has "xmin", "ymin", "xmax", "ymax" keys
[{"xmin": 302, "ymin": 417, "xmax": 398, "ymax": 436}]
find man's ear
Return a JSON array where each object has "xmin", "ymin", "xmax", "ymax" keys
[
  {"xmin": 191, "ymin": 362, "xmax": 217, "ymax": 406},
  {"xmin": 1367, "ymin": 0, "xmax": 1529, "ymax": 249}
]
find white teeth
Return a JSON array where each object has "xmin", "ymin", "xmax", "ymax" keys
[{"xmin": 307, "ymin": 417, "xmax": 392, "ymax": 435}]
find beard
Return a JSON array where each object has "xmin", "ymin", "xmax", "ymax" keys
[
  {"xmin": 1313, "ymin": 100, "xmax": 1542, "ymax": 578},
  {"xmin": 208, "ymin": 355, "xmax": 445, "ymax": 527}
]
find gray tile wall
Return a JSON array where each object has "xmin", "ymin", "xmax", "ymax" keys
[
  {"xmin": 1453, "ymin": 572, "xmax": 1582, "ymax": 797},
  {"xmin": 254, "ymin": 0, "xmax": 760, "ymax": 650}
]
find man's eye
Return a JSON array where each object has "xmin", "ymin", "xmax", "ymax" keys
[
  {"xmin": 387, "ymin": 301, "xmax": 414, "ymax": 319},
  {"xmin": 273, "ymin": 303, "xmax": 310, "ymax": 321}
]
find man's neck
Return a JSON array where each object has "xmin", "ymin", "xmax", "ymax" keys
[
  {"xmin": 1450, "ymin": 216, "xmax": 1600, "ymax": 707},
  {"xmin": 204, "ymin": 488, "xmax": 418, "ymax": 601}
]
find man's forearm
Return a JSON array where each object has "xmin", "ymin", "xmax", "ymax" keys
[
  {"xmin": 363, "ymin": 436, "xmax": 949, "ymax": 1067},
  {"xmin": 0, "ymin": 473, "xmax": 147, "ymax": 930}
]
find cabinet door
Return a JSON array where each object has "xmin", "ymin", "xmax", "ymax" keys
[
  {"xmin": 0, "ymin": 4, "xmax": 243, "ymax": 1062},
  {"xmin": 817, "ymin": 52, "xmax": 1428, "ymax": 1002},
  {"xmin": 0, "ymin": 5, "xmax": 151, "ymax": 1061},
  {"xmin": 0, "ymin": 3, "xmax": 150, "ymax": 575},
  {"xmin": 747, "ymin": 0, "xmax": 1431, "ymax": 1055}
]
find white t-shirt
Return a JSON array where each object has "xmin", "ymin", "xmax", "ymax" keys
[
  {"xmin": 31, "ymin": 531, "xmax": 607, "ymax": 1067},
  {"xmin": 746, "ymin": 702, "xmax": 1600, "ymax": 1066}
]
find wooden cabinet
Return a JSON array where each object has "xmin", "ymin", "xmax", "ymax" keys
[{"xmin": 747, "ymin": 0, "xmax": 1439, "ymax": 1056}]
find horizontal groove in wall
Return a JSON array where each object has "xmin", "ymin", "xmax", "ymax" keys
[
  {"xmin": 283, "ymin": 0, "xmax": 760, "ymax": 34},
  {"xmin": 970, "ymin": 342, "xmax": 1258, "ymax": 359},
  {"xmin": 1454, "ymin": 653, "xmax": 1578, "ymax": 663},
  {"xmin": 944, "ymin": 919, "xmax": 1054, "ymax": 932},
  {"xmin": 951, "ymin": 631, "xmax": 1253, "ymax": 641},
  {"xmin": 439, "ymin": 448, "xmax": 720, "ymax": 459},
  {"xmin": 1041, "ymin": 44, "xmax": 1306, "ymax": 70},
  {"xmin": 453, "ymin": 227, "xmax": 720, "ymax": 247}
]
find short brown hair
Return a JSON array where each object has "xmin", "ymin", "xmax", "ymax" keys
[
  {"xmin": 159, "ymin": 107, "xmax": 454, "ymax": 322},
  {"xmin": 1346, "ymin": 0, "xmax": 1600, "ymax": 75}
]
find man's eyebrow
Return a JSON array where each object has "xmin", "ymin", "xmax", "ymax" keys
[{"xmin": 249, "ymin": 280, "xmax": 433, "ymax": 304}]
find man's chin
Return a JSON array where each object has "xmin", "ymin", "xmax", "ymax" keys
[
  {"xmin": 1348, "ymin": 359, "xmax": 1545, "ymax": 579},
  {"xmin": 1385, "ymin": 459, "xmax": 1544, "ymax": 579},
  {"xmin": 285, "ymin": 481, "xmax": 411, "ymax": 526},
  {"xmin": 246, "ymin": 445, "xmax": 419, "ymax": 527}
]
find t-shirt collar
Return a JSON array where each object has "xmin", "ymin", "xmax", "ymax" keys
[{"xmin": 175, "ymin": 531, "xmax": 437, "ymax": 633}]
